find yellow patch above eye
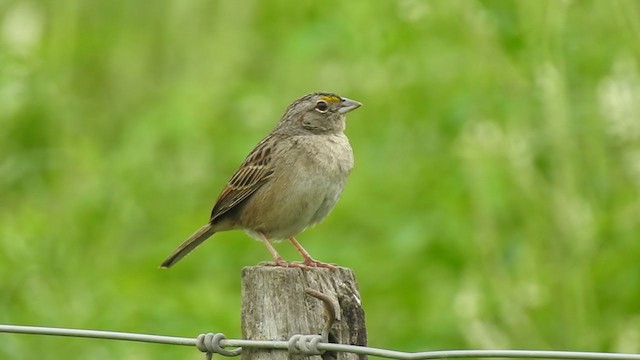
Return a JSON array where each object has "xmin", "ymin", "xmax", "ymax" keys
[{"xmin": 319, "ymin": 95, "xmax": 341, "ymax": 103}]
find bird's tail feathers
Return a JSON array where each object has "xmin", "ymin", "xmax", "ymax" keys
[{"xmin": 160, "ymin": 223, "xmax": 216, "ymax": 268}]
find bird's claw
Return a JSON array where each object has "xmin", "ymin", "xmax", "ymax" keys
[{"xmin": 301, "ymin": 258, "xmax": 337, "ymax": 269}]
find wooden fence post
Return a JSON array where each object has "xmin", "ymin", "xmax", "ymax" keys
[{"xmin": 241, "ymin": 266, "xmax": 367, "ymax": 360}]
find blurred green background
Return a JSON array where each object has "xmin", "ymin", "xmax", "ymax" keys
[{"xmin": 2, "ymin": 0, "xmax": 640, "ymax": 358}]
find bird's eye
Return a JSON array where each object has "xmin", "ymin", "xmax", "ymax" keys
[{"xmin": 315, "ymin": 100, "xmax": 329, "ymax": 113}]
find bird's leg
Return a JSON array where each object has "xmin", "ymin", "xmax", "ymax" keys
[
  {"xmin": 258, "ymin": 233, "xmax": 290, "ymax": 267},
  {"xmin": 288, "ymin": 237, "xmax": 337, "ymax": 269}
]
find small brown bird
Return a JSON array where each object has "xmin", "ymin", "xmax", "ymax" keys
[{"xmin": 160, "ymin": 92, "xmax": 361, "ymax": 268}]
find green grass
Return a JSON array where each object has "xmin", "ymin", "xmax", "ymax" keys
[{"xmin": 2, "ymin": 0, "xmax": 640, "ymax": 358}]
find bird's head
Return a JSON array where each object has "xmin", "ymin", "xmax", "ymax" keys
[{"xmin": 277, "ymin": 92, "xmax": 362, "ymax": 135}]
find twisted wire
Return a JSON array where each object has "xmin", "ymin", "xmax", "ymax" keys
[{"xmin": 196, "ymin": 333, "xmax": 242, "ymax": 359}]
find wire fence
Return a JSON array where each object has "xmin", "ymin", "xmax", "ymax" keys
[{"xmin": 2, "ymin": 324, "xmax": 640, "ymax": 360}]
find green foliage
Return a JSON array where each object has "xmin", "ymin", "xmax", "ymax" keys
[{"xmin": 2, "ymin": 0, "xmax": 640, "ymax": 358}]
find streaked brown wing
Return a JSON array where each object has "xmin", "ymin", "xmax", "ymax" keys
[{"xmin": 210, "ymin": 136, "xmax": 275, "ymax": 221}]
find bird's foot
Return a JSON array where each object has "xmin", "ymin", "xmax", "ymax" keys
[
  {"xmin": 287, "ymin": 237, "xmax": 337, "ymax": 269},
  {"xmin": 300, "ymin": 258, "xmax": 337, "ymax": 269}
]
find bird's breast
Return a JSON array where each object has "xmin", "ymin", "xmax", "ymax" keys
[
  {"xmin": 291, "ymin": 133, "xmax": 353, "ymax": 225},
  {"xmin": 238, "ymin": 133, "xmax": 353, "ymax": 239}
]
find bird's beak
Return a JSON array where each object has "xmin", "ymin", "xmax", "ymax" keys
[{"xmin": 338, "ymin": 97, "xmax": 362, "ymax": 114}]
